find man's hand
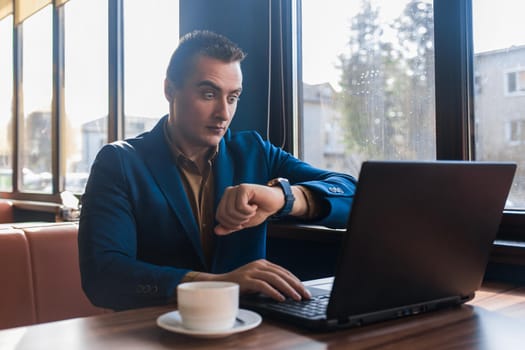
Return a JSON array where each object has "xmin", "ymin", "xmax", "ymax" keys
[
  {"xmin": 214, "ymin": 183, "xmax": 284, "ymax": 235},
  {"xmin": 191, "ymin": 259, "xmax": 311, "ymax": 302}
]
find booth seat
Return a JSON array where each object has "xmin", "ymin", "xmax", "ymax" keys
[
  {"xmin": 0, "ymin": 222, "xmax": 106, "ymax": 330},
  {"xmin": 0, "ymin": 199, "xmax": 14, "ymax": 224},
  {"xmin": 0, "ymin": 227, "xmax": 36, "ymax": 329}
]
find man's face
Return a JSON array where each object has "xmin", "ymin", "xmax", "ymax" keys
[{"xmin": 165, "ymin": 55, "xmax": 243, "ymax": 155}]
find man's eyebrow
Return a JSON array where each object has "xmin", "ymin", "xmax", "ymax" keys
[
  {"xmin": 196, "ymin": 80, "xmax": 242, "ymax": 94},
  {"xmin": 197, "ymin": 80, "xmax": 220, "ymax": 90}
]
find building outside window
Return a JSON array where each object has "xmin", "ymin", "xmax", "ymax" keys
[{"xmin": 473, "ymin": 0, "xmax": 525, "ymax": 208}]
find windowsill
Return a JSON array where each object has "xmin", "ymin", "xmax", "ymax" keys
[
  {"xmin": 492, "ymin": 240, "xmax": 525, "ymax": 266},
  {"xmin": 11, "ymin": 200, "xmax": 61, "ymax": 214},
  {"xmin": 268, "ymin": 222, "xmax": 525, "ymax": 265},
  {"xmin": 7, "ymin": 200, "xmax": 62, "ymax": 223},
  {"xmin": 268, "ymin": 222, "xmax": 344, "ymax": 242}
]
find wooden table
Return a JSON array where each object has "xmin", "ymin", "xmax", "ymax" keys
[{"xmin": 1, "ymin": 282, "xmax": 525, "ymax": 349}]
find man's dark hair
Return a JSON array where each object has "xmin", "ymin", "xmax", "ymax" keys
[{"xmin": 166, "ymin": 30, "xmax": 246, "ymax": 88}]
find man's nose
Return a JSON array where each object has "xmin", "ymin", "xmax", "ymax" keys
[{"xmin": 214, "ymin": 98, "xmax": 232, "ymax": 120}]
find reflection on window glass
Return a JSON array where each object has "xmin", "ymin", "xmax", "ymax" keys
[
  {"xmin": 123, "ymin": 0, "xmax": 179, "ymax": 138},
  {"xmin": 301, "ymin": 0, "xmax": 435, "ymax": 177},
  {"xmin": 0, "ymin": 15, "xmax": 13, "ymax": 191},
  {"xmin": 473, "ymin": 0, "xmax": 525, "ymax": 209},
  {"xmin": 20, "ymin": 6, "xmax": 52, "ymax": 193},
  {"xmin": 64, "ymin": 0, "xmax": 108, "ymax": 194}
]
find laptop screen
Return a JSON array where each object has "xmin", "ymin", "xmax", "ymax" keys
[{"xmin": 327, "ymin": 161, "xmax": 516, "ymax": 319}]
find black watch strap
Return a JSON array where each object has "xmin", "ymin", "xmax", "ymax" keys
[{"xmin": 267, "ymin": 177, "xmax": 295, "ymax": 218}]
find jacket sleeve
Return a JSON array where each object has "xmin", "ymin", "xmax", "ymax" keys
[
  {"xmin": 255, "ymin": 132, "xmax": 357, "ymax": 228},
  {"xmin": 78, "ymin": 144, "xmax": 188, "ymax": 310}
]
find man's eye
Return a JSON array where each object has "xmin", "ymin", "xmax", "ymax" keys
[
  {"xmin": 203, "ymin": 91, "xmax": 215, "ymax": 99},
  {"xmin": 228, "ymin": 96, "xmax": 239, "ymax": 104}
]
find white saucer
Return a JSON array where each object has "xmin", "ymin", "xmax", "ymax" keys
[{"xmin": 156, "ymin": 309, "xmax": 262, "ymax": 338}]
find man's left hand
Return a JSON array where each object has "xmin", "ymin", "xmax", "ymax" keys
[{"xmin": 214, "ymin": 183, "xmax": 284, "ymax": 235}]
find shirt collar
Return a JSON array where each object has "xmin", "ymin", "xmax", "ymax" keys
[{"xmin": 163, "ymin": 118, "xmax": 219, "ymax": 164}]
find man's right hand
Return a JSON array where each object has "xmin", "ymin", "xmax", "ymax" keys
[{"xmin": 184, "ymin": 259, "xmax": 311, "ymax": 302}]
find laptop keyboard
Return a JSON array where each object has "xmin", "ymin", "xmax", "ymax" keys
[{"xmin": 262, "ymin": 294, "xmax": 330, "ymax": 318}]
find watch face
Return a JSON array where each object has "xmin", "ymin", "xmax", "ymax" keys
[{"xmin": 267, "ymin": 177, "xmax": 288, "ymax": 187}]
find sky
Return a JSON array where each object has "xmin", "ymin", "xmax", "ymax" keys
[{"xmin": 471, "ymin": 0, "xmax": 525, "ymax": 53}]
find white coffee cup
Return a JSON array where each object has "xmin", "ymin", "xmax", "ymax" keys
[{"xmin": 177, "ymin": 281, "xmax": 239, "ymax": 332}]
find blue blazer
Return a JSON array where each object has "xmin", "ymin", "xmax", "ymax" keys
[{"xmin": 78, "ymin": 115, "xmax": 356, "ymax": 310}]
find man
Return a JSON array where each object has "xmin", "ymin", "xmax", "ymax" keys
[{"xmin": 79, "ymin": 30, "xmax": 356, "ymax": 310}]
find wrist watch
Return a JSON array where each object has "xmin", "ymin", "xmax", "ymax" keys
[{"xmin": 267, "ymin": 177, "xmax": 295, "ymax": 218}]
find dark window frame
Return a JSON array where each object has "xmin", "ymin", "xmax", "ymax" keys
[{"xmin": 0, "ymin": 0, "xmax": 524, "ymax": 242}]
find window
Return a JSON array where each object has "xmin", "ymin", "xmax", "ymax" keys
[
  {"xmin": 505, "ymin": 70, "xmax": 525, "ymax": 95},
  {"xmin": 123, "ymin": 0, "xmax": 179, "ymax": 139},
  {"xmin": 19, "ymin": 5, "xmax": 53, "ymax": 193},
  {"xmin": 0, "ymin": 14, "xmax": 13, "ymax": 191},
  {"xmin": 63, "ymin": 0, "xmax": 108, "ymax": 194},
  {"xmin": 0, "ymin": 1, "xmax": 523, "ymax": 240},
  {"xmin": 473, "ymin": 0, "xmax": 525, "ymax": 209},
  {"xmin": 300, "ymin": 0, "xmax": 435, "ymax": 177},
  {"xmin": 506, "ymin": 120, "xmax": 525, "ymax": 144},
  {"xmin": 0, "ymin": 0, "xmax": 180, "ymax": 198}
]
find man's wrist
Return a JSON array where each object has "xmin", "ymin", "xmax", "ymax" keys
[
  {"xmin": 290, "ymin": 186, "xmax": 309, "ymax": 217},
  {"xmin": 181, "ymin": 271, "xmax": 201, "ymax": 283},
  {"xmin": 267, "ymin": 178, "xmax": 295, "ymax": 218},
  {"xmin": 181, "ymin": 271, "xmax": 216, "ymax": 283}
]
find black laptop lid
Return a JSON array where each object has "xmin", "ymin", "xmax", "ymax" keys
[{"xmin": 326, "ymin": 161, "xmax": 516, "ymax": 320}]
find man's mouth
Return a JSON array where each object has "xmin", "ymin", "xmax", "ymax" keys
[{"xmin": 208, "ymin": 126, "xmax": 225, "ymax": 131}]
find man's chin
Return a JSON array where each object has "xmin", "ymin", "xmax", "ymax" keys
[{"xmin": 206, "ymin": 134, "xmax": 225, "ymax": 145}]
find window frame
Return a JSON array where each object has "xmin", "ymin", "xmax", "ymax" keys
[
  {"xmin": 0, "ymin": 0, "xmax": 524, "ymax": 243},
  {"xmin": 0, "ymin": 0, "xmax": 122, "ymax": 203}
]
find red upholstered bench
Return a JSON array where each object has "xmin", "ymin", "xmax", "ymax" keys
[
  {"xmin": 23, "ymin": 223, "xmax": 106, "ymax": 324},
  {"xmin": 0, "ymin": 227, "xmax": 36, "ymax": 329},
  {"xmin": 0, "ymin": 199, "xmax": 14, "ymax": 224},
  {"xmin": 0, "ymin": 222, "xmax": 107, "ymax": 330}
]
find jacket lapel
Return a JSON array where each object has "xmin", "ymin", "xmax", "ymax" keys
[
  {"xmin": 210, "ymin": 132, "xmax": 236, "ymax": 270},
  {"xmin": 139, "ymin": 116, "xmax": 206, "ymax": 266},
  {"xmin": 214, "ymin": 131, "xmax": 235, "ymax": 209}
]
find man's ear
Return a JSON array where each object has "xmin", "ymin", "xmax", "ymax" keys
[{"xmin": 164, "ymin": 78, "xmax": 176, "ymax": 102}]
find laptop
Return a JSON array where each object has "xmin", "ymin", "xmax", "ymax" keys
[{"xmin": 241, "ymin": 160, "xmax": 517, "ymax": 330}]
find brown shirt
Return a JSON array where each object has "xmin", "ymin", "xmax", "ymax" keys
[{"xmin": 164, "ymin": 122, "xmax": 217, "ymax": 267}]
